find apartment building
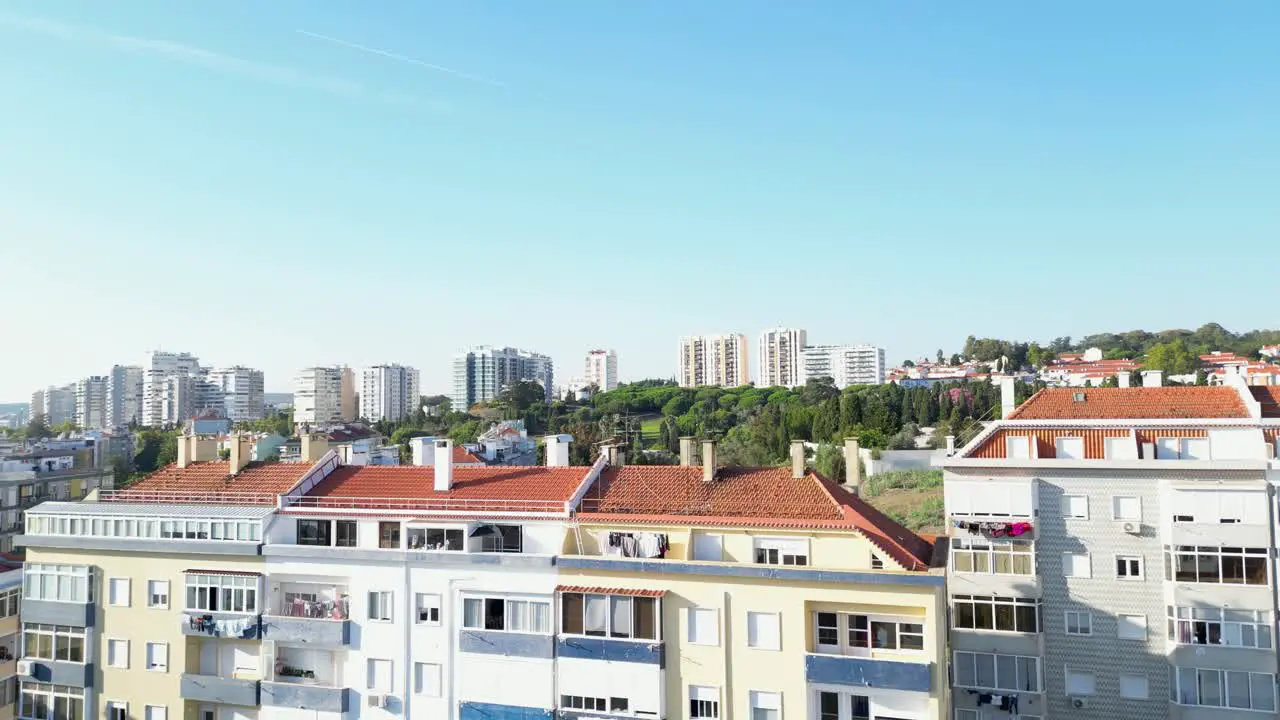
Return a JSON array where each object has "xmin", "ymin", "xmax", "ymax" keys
[
  {"xmin": 42, "ymin": 385, "xmax": 76, "ymax": 427},
  {"xmin": 0, "ymin": 445, "xmax": 114, "ymax": 553},
  {"xmin": 108, "ymin": 365, "xmax": 143, "ymax": 428},
  {"xmin": 142, "ymin": 351, "xmax": 203, "ymax": 427},
  {"xmin": 802, "ymin": 345, "xmax": 887, "ymax": 388},
  {"xmin": 360, "ymin": 365, "xmax": 421, "ymax": 423},
  {"xmin": 678, "ymin": 334, "xmax": 749, "ymax": 388},
  {"xmin": 207, "ymin": 367, "xmax": 266, "ymax": 423},
  {"xmin": 16, "ymin": 432, "xmax": 946, "ymax": 720},
  {"xmin": 758, "ymin": 327, "xmax": 808, "ymax": 388},
  {"xmin": 941, "ymin": 377, "xmax": 1280, "ymax": 720},
  {"xmin": 74, "ymin": 377, "xmax": 109, "ymax": 430},
  {"xmin": 584, "ymin": 349, "xmax": 619, "ymax": 392},
  {"xmin": 450, "ymin": 347, "xmax": 555, "ymax": 411},
  {"xmin": 294, "ymin": 367, "xmax": 356, "ymax": 426},
  {"xmin": 0, "ymin": 566, "xmax": 20, "ymax": 720},
  {"xmin": 29, "ymin": 391, "xmax": 44, "ymax": 426}
]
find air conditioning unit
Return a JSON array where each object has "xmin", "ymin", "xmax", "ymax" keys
[
  {"xmin": 1121, "ymin": 521, "xmax": 1140, "ymax": 535},
  {"xmin": 378, "ymin": 695, "xmax": 393, "ymax": 709},
  {"xmin": 366, "ymin": 695, "xmax": 384, "ymax": 708},
  {"xmin": 16, "ymin": 660, "xmax": 33, "ymax": 676},
  {"xmin": 1071, "ymin": 697, "xmax": 1089, "ymax": 709}
]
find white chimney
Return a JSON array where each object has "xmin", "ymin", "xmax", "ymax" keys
[
  {"xmin": 945, "ymin": 435, "xmax": 956, "ymax": 456},
  {"xmin": 545, "ymin": 435, "xmax": 571, "ymax": 467},
  {"xmin": 702, "ymin": 440, "xmax": 718, "ymax": 483},
  {"xmin": 410, "ymin": 436, "xmax": 438, "ymax": 467},
  {"xmin": 1142, "ymin": 370, "xmax": 1163, "ymax": 388},
  {"xmin": 843, "ymin": 437, "xmax": 861, "ymax": 495},
  {"xmin": 229, "ymin": 433, "xmax": 252, "ymax": 474},
  {"xmin": 790, "ymin": 440, "xmax": 806, "ymax": 479},
  {"xmin": 433, "ymin": 439, "xmax": 453, "ymax": 491},
  {"xmin": 1000, "ymin": 377, "xmax": 1016, "ymax": 419},
  {"xmin": 1118, "ymin": 372, "xmax": 1131, "ymax": 388},
  {"xmin": 679, "ymin": 436, "xmax": 696, "ymax": 466},
  {"xmin": 177, "ymin": 435, "xmax": 192, "ymax": 469}
]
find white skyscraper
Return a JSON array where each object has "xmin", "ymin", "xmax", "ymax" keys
[
  {"xmin": 450, "ymin": 347, "xmax": 555, "ymax": 411},
  {"xmin": 207, "ymin": 366, "xmax": 266, "ymax": 422},
  {"xmin": 678, "ymin": 334, "xmax": 749, "ymax": 388},
  {"xmin": 108, "ymin": 365, "xmax": 144, "ymax": 427},
  {"xmin": 584, "ymin": 349, "xmax": 619, "ymax": 392},
  {"xmin": 757, "ymin": 327, "xmax": 808, "ymax": 388},
  {"xmin": 800, "ymin": 344, "xmax": 887, "ymax": 388},
  {"xmin": 74, "ymin": 376, "xmax": 109, "ymax": 429},
  {"xmin": 141, "ymin": 351, "xmax": 203, "ymax": 426},
  {"xmin": 295, "ymin": 367, "xmax": 343, "ymax": 426},
  {"xmin": 43, "ymin": 384, "xmax": 76, "ymax": 426},
  {"xmin": 360, "ymin": 364, "xmax": 421, "ymax": 422}
]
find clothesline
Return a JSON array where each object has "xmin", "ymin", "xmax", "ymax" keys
[
  {"xmin": 954, "ymin": 520, "xmax": 1032, "ymax": 538},
  {"xmin": 600, "ymin": 531, "xmax": 668, "ymax": 559}
]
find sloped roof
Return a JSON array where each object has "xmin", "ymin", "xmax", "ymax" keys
[
  {"xmin": 305, "ymin": 465, "xmax": 586, "ymax": 503},
  {"xmin": 120, "ymin": 461, "xmax": 313, "ymax": 496},
  {"xmin": 1008, "ymin": 387, "xmax": 1249, "ymax": 420},
  {"xmin": 1251, "ymin": 387, "xmax": 1280, "ymax": 418}
]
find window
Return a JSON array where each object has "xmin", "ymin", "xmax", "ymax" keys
[
  {"xmin": 1112, "ymin": 496, "xmax": 1141, "ymax": 521},
  {"xmin": 1119, "ymin": 675, "xmax": 1149, "ymax": 700},
  {"xmin": 1064, "ymin": 611, "xmax": 1092, "ymax": 636},
  {"xmin": 368, "ymin": 591, "xmax": 393, "ymax": 622},
  {"xmin": 1170, "ymin": 489, "xmax": 1267, "ymax": 525},
  {"xmin": 415, "ymin": 593, "xmax": 440, "ymax": 624},
  {"xmin": 1005, "ymin": 436, "xmax": 1032, "ymax": 459},
  {"xmin": 818, "ymin": 691, "xmax": 869, "ymax": 720},
  {"xmin": 747, "ymin": 612, "xmax": 781, "ymax": 650},
  {"xmin": 414, "ymin": 663, "xmax": 441, "ymax": 696},
  {"xmin": 1055, "ymin": 437, "xmax": 1084, "ymax": 460},
  {"xmin": 147, "ymin": 580, "xmax": 169, "ymax": 609},
  {"xmin": 1065, "ymin": 668, "xmax": 1096, "ymax": 696},
  {"xmin": 813, "ymin": 612, "xmax": 922, "ymax": 653},
  {"xmin": 296, "ymin": 519, "xmax": 331, "ymax": 546},
  {"xmin": 688, "ymin": 607, "xmax": 719, "ymax": 646},
  {"xmin": 335, "ymin": 520, "xmax": 357, "ymax": 547},
  {"xmin": 749, "ymin": 690, "xmax": 780, "ymax": 720},
  {"xmin": 1117, "ymin": 614, "xmax": 1147, "ymax": 640},
  {"xmin": 561, "ymin": 593, "xmax": 657, "ymax": 640},
  {"xmin": 1171, "ymin": 667, "xmax": 1276, "ymax": 711},
  {"xmin": 1164, "ymin": 545, "xmax": 1269, "ymax": 585},
  {"xmin": 463, "ymin": 597, "xmax": 551, "ymax": 634},
  {"xmin": 366, "ymin": 658, "xmax": 393, "ymax": 692},
  {"xmin": 754, "ymin": 537, "xmax": 808, "ymax": 566},
  {"xmin": 19, "ymin": 683, "xmax": 85, "ymax": 720},
  {"xmin": 689, "ymin": 686, "xmax": 719, "ymax": 718},
  {"xmin": 950, "ymin": 538, "xmax": 1034, "ymax": 575},
  {"xmin": 871, "ymin": 554, "xmax": 884, "ymax": 569},
  {"xmin": 145, "ymin": 707, "xmax": 166, "ymax": 720},
  {"xmin": 561, "ymin": 696, "xmax": 607, "ymax": 712},
  {"xmin": 1062, "ymin": 495, "xmax": 1088, "ymax": 519},
  {"xmin": 24, "ymin": 564, "xmax": 93, "ymax": 602},
  {"xmin": 1116, "ymin": 555, "xmax": 1143, "ymax": 579},
  {"xmin": 1063, "ymin": 553, "xmax": 1090, "ymax": 578},
  {"xmin": 108, "ymin": 578, "xmax": 130, "ymax": 607},
  {"xmin": 185, "ymin": 573, "xmax": 258, "ymax": 613},
  {"xmin": 1168, "ymin": 606, "xmax": 1272, "ymax": 649},
  {"xmin": 477, "ymin": 524, "xmax": 522, "ymax": 553},
  {"xmin": 692, "ymin": 533, "xmax": 723, "ymax": 561},
  {"xmin": 952, "ymin": 651, "xmax": 1041, "ymax": 692},
  {"xmin": 378, "ymin": 521, "xmax": 401, "ymax": 549},
  {"xmin": 23, "ymin": 624, "xmax": 86, "ymax": 662},
  {"xmin": 407, "ymin": 526, "xmax": 464, "ymax": 551},
  {"xmin": 145, "ymin": 642, "xmax": 168, "ymax": 672},
  {"xmin": 0, "ymin": 588, "xmax": 20, "ymax": 618},
  {"xmin": 952, "ymin": 595, "xmax": 1040, "ymax": 633},
  {"xmin": 107, "ymin": 701, "xmax": 128, "ymax": 720},
  {"xmin": 610, "ymin": 698, "xmax": 629, "ymax": 712},
  {"xmin": 107, "ymin": 639, "xmax": 129, "ymax": 668}
]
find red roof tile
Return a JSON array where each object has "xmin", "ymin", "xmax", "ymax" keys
[
  {"xmin": 1008, "ymin": 387, "xmax": 1249, "ymax": 420},
  {"xmin": 1251, "ymin": 387, "xmax": 1280, "ymax": 418},
  {"xmin": 453, "ymin": 447, "xmax": 485, "ymax": 464},
  {"xmin": 579, "ymin": 466, "xmax": 933, "ymax": 571},
  {"xmin": 121, "ymin": 461, "xmax": 313, "ymax": 497},
  {"xmin": 306, "ymin": 465, "xmax": 586, "ymax": 503},
  {"xmin": 555, "ymin": 585, "xmax": 666, "ymax": 597}
]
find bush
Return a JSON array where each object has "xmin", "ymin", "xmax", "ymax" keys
[{"xmin": 863, "ymin": 470, "xmax": 943, "ymax": 497}]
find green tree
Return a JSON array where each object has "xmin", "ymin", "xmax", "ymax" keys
[
  {"xmin": 1195, "ymin": 368, "xmax": 1209, "ymax": 386},
  {"xmin": 25, "ymin": 415, "xmax": 51, "ymax": 439},
  {"xmin": 1144, "ymin": 339, "xmax": 1199, "ymax": 375},
  {"xmin": 50, "ymin": 421, "xmax": 79, "ymax": 436}
]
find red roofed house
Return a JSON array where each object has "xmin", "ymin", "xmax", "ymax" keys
[{"xmin": 942, "ymin": 372, "xmax": 1280, "ymax": 719}]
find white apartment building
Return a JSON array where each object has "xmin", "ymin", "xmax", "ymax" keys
[
  {"xmin": 207, "ymin": 366, "xmax": 266, "ymax": 422},
  {"xmin": 451, "ymin": 347, "xmax": 555, "ymax": 411},
  {"xmin": 42, "ymin": 384, "xmax": 76, "ymax": 426},
  {"xmin": 361, "ymin": 365, "xmax": 421, "ymax": 423},
  {"xmin": 757, "ymin": 327, "xmax": 807, "ymax": 388},
  {"xmin": 74, "ymin": 376, "xmax": 109, "ymax": 429},
  {"xmin": 584, "ymin": 349, "xmax": 618, "ymax": 392},
  {"xmin": 29, "ymin": 390, "xmax": 44, "ymax": 424},
  {"xmin": 801, "ymin": 344, "xmax": 886, "ymax": 387},
  {"xmin": 677, "ymin": 333, "xmax": 749, "ymax": 388},
  {"xmin": 142, "ymin": 351, "xmax": 203, "ymax": 426},
  {"xmin": 295, "ymin": 366, "xmax": 356, "ymax": 426},
  {"xmin": 108, "ymin": 364, "xmax": 144, "ymax": 427}
]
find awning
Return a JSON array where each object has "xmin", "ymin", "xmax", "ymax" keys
[
  {"xmin": 556, "ymin": 585, "xmax": 666, "ymax": 598},
  {"xmin": 184, "ymin": 569, "xmax": 262, "ymax": 577}
]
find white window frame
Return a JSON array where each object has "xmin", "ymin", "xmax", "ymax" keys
[
  {"xmin": 1116, "ymin": 555, "xmax": 1144, "ymax": 579},
  {"xmin": 413, "ymin": 662, "xmax": 441, "ymax": 696},
  {"xmin": 1064, "ymin": 611, "xmax": 1092, "ymax": 636},
  {"xmin": 689, "ymin": 685, "xmax": 720, "ymax": 719},
  {"xmin": 24, "ymin": 563, "xmax": 94, "ymax": 603},
  {"xmin": 1063, "ymin": 552, "xmax": 1091, "ymax": 578},
  {"xmin": 949, "ymin": 537, "xmax": 1035, "ymax": 576},
  {"xmin": 1005, "ymin": 436, "xmax": 1032, "ymax": 459},
  {"xmin": 144, "ymin": 705, "xmax": 166, "ymax": 720},
  {"xmin": 1168, "ymin": 606, "xmax": 1273, "ymax": 649},
  {"xmin": 692, "ymin": 533, "xmax": 723, "ymax": 561},
  {"xmin": 1117, "ymin": 614, "xmax": 1147, "ymax": 640},
  {"xmin": 414, "ymin": 593, "xmax": 440, "ymax": 625},
  {"xmin": 753, "ymin": 536, "xmax": 809, "ymax": 566},
  {"xmin": 1064, "ymin": 667, "xmax": 1096, "ymax": 696},
  {"xmin": 1062, "ymin": 495, "xmax": 1088, "ymax": 520},
  {"xmin": 1165, "ymin": 545, "xmax": 1270, "ymax": 585},
  {"xmin": 748, "ymin": 690, "xmax": 781, "ymax": 720},
  {"xmin": 688, "ymin": 607, "xmax": 720, "ymax": 646},
  {"xmin": 23, "ymin": 623, "xmax": 88, "ymax": 663},
  {"xmin": 106, "ymin": 638, "xmax": 129, "ymax": 669},
  {"xmin": 461, "ymin": 595, "xmax": 552, "ymax": 634},
  {"xmin": 147, "ymin": 580, "xmax": 169, "ymax": 609},
  {"xmin": 560, "ymin": 592, "xmax": 659, "ymax": 641},
  {"xmin": 366, "ymin": 658, "xmax": 393, "ymax": 693},
  {"xmin": 368, "ymin": 591, "xmax": 393, "ymax": 622},
  {"xmin": 145, "ymin": 641, "xmax": 168, "ymax": 672},
  {"xmin": 106, "ymin": 700, "xmax": 128, "ymax": 720},
  {"xmin": 108, "ymin": 578, "xmax": 130, "ymax": 607},
  {"xmin": 1054, "ymin": 436, "xmax": 1085, "ymax": 460},
  {"xmin": 1171, "ymin": 667, "xmax": 1278, "ymax": 711},
  {"xmin": 184, "ymin": 573, "xmax": 258, "ymax": 614},
  {"xmin": 951, "ymin": 651, "xmax": 1042, "ymax": 693},
  {"xmin": 1119, "ymin": 674, "xmax": 1149, "ymax": 700},
  {"xmin": 950, "ymin": 595, "xmax": 1041, "ymax": 633},
  {"xmin": 746, "ymin": 611, "xmax": 781, "ymax": 651},
  {"xmin": 1112, "ymin": 495, "xmax": 1142, "ymax": 521}
]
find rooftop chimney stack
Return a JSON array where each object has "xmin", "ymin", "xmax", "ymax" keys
[
  {"xmin": 679, "ymin": 437, "xmax": 696, "ymax": 467},
  {"xmin": 1141, "ymin": 370, "xmax": 1164, "ymax": 388},
  {"xmin": 301, "ymin": 433, "xmax": 330, "ymax": 463},
  {"xmin": 1118, "ymin": 372, "xmax": 1131, "ymax": 388},
  {"xmin": 433, "ymin": 439, "xmax": 453, "ymax": 491},
  {"xmin": 843, "ymin": 437, "xmax": 861, "ymax": 495},
  {"xmin": 702, "ymin": 440, "xmax": 718, "ymax": 483},
  {"xmin": 229, "ymin": 433, "xmax": 252, "ymax": 474},
  {"xmin": 545, "ymin": 435, "xmax": 571, "ymax": 467},
  {"xmin": 945, "ymin": 435, "xmax": 956, "ymax": 456},
  {"xmin": 177, "ymin": 435, "xmax": 192, "ymax": 469},
  {"xmin": 790, "ymin": 440, "xmax": 806, "ymax": 479},
  {"xmin": 1000, "ymin": 377, "xmax": 1016, "ymax": 419}
]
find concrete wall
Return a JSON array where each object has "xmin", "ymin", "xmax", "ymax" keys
[{"xmin": 862, "ymin": 449, "xmax": 944, "ymax": 477}]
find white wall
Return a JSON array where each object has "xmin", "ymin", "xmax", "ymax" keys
[
  {"xmin": 944, "ymin": 478, "xmax": 1036, "ymax": 518},
  {"xmin": 557, "ymin": 657, "xmax": 664, "ymax": 716}
]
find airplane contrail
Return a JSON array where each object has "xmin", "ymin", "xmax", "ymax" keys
[{"xmin": 296, "ymin": 29, "xmax": 507, "ymax": 89}]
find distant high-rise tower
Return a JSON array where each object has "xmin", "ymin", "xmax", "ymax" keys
[
  {"xmin": 43, "ymin": 384, "xmax": 77, "ymax": 426},
  {"xmin": 678, "ymin": 334, "xmax": 749, "ymax": 388},
  {"xmin": 584, "ymin": 350, "xmax": 619, "ymax": 392},
  {"xmin": 801, "ymin": 345, "xmax": 886, "ymax": 388},
  {"xmin": 74, "ymin": 376, "xmax": 109, "ymax": 429},
  {"xmin": 360, "ymin": 365, "xmax": 421, "ymax": 423},
  {"xmin": 108, "ymin": 365, "xmax": 143, "ymax": 427},
  {"xmin": 451, "ymin": 347, "xmax": 555, "ymax": 412},
  {"xmin": 757, "ymin": 327, "xmax": 808, "ymax": 388},
  {"xmin": 141, "ymin": 351, "xmax": 202, "ymax": 426},
  {"xmin": 207, "ymin": 366, "xmax": 266, "ymax": 422}
]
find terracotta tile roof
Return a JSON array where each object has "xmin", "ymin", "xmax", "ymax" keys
[
  {"xmin": 1008, "ymin": 387, "xmax": 1249, "ymax": 420},
  {"xmin": 579, "ymin": 466, "xmax": 933, "ymax": 571},
  {"xmin": 305, "ymin": 465, "xmax": 586, "ymax": 503},
  {"xmin": 555, "ymin": 585, "xmax": 666, "ymax": 597},
  {"xmin": 453, "ymin": 446, "xmax": 485, "ymax": 464},
  {"xmin": 1250, "ymin": 387, "xmax": 1280, "ymax": 418},
  {"xmin": 121, "ymin": 461, "xmax": 313, "ymax": 496}
]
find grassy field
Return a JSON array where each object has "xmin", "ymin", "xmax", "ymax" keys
[
  {"xmin": 859, "ymin": 469, "xmax": 945, "ymax": 534},
  {"xmin": 638, "ymin": 416, "xmax": 663, "ymax": 445}
]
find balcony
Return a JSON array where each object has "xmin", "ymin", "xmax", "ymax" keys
[
  {"xmin": 261, "ymin": 584, "xmax": 350, "ymax": 647},
  {"xmin": 21, "ymin": 660, "xmax": 93, "ymax": 687},
  {"xmin": 261, "ymin": 648, "xmax": 347, "ymax": 712},
  {"xmin": 23, "ymin": 599, "xmax": 93, "ymax": 628},
  {"xmin": 180, "ymin": 673, "xmax": 261, "ymax": 706},
  {"xmin": 181, "ymin": 612, "xmax": 262, "ymax": 640},
  {"xmin": 805, "ymin": 653, "xmax": 933, "ymax": 693}
]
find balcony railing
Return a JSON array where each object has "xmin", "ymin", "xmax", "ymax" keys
[
  {"xmin": 282, "ymin": 495, "xmax": 569, "ymax": 515},
  {"xmin": 276, "ymin": 596, "xmax": 349, "ymax": 621},
  {"xmin": 100, "ymin": 490, "xmax": 277, "ymax": 506}
]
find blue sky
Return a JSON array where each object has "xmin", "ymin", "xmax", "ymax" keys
[{"xmin": 2, "ymin": 1, "xmax": 1278, "ymax": 400}]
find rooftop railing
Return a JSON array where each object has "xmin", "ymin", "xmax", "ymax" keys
[
  {"xmin": 98, "ymin": 490, "xmax": 278, "ymax": 506},
  {"xmin": 281, "ymin": 495, "xmax": 568, "ymax": 514}
]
